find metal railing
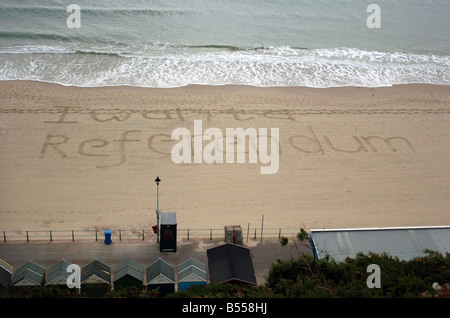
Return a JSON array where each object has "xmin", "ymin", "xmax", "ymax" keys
[{"xmin": 1, "ymin": 227, "xmax": 301, "ymax": 243}]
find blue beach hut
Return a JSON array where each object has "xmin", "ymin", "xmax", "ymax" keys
[{"xmin": 177, "ymin": 257, "xmax": 207, "ymax": 291}]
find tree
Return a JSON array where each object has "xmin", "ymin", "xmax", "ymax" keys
[{"xmin": 279, "ymin": 227, "xmax": 327, "ymax": 275}]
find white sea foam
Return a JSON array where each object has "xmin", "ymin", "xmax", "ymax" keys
[{"xmin": 0, "ymin": 45, "xmax": 449, "ymax": 88}]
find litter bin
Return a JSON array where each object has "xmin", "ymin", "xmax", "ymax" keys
[{"xmin": 104, "ymin": 229, "xmax": 112, "ymax": 245}]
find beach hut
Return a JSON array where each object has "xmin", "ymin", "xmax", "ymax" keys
[
  {"xmin": 46, "ymin": 259, "xmax": 73, "ymax": 289},
  {"xmin": 207, "ymin": 244, "xmax": 256, "ymax": 285},
  {"xmin": 160, "ymin": 212, "xmax": 177, "ymax": 252},
  {"xmin": 81, "ymin": 260, "xmax": 111, "ymax": 297},
  {"xmin": 11, "ymin": 260, "xmax": 45, "ymax": 288},
  {"xmin": 146, "ymin": 258, "xmax": 175, "ymax": 296},
  {"xmin": 177, "ymin": 258, "xmax": 207, "ymax": 291},
  {"xmin": 113, "ymin": 259, "xmax": 143, "ymax": 291},
  {"xmin": 0, "ymin": 259, "xmax": 13, "ymax": 290}
]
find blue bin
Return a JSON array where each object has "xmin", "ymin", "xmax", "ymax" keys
[{"xmin": 104, "ymin": 229, "xmax": 112, "ymax": 245}]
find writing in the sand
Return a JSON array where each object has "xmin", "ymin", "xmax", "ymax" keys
[
  {"xmin": 42, "ymin": 106, "xmax": 295, "ymax": 123},
  {"xmin": 40, "ymin": 105, "xmax": 439, "ymax": 124},
  {"xmin": 40, "ymin": 107, "xmax": 416, "ymax": 168}
]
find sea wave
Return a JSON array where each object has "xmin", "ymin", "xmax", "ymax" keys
[
  {"xmin": 0, "ymin": 5, "xmax": 198, "ymax": 16},
  {"xmin": 0, "ymin": 45, "xmax": 449, "ymax": 88}
]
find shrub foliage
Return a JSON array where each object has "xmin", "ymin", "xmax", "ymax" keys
[{"xmin": 265, "ymin": 250, "xmax": 449, "ymax": 298}]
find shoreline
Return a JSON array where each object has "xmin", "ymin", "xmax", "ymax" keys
[
  {"xmin": 0, "ymin": 80, "xmax": 449, "ymax": 232},
  {"xmin": 2, "ymin": 78, "xmax": 450, "ymax": 93}
]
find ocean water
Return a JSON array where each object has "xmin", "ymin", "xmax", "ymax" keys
[{"xmin": 0, "ymin": 0, "xmax": 449, "ymax": 88}]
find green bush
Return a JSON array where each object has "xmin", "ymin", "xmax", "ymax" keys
[{"xmin": 265, "ymin": 250, "xmax": 450, "ymax": 298}]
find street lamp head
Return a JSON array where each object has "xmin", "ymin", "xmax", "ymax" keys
[{"xmin": 155, "ymin": 176, "xmax": 161, "ymax": 184}]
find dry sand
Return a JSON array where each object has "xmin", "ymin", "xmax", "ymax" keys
[{"xmin": 0, "ymin": 80, "xmax": 449, "ymax": 233}]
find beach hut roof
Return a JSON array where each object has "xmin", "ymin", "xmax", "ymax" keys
[
  {"xmin": 46, "ymin": 259, "xmax": 72, "ymax": 285},
  {"xmin": 114, "ymin": 259, "xmax": 143, "ymax": 282},
  {"xmin": 0, "ymin": 259, "xmax": 14, "ymax": 288},
  {"xmin": 114, "ymin": 259, "xmax": 144, "ymax": 273},
  {"xmin": 114, "ymin": 266, "xmax": 143, "ymax": 282},
  {"xmin": 309, "ymin": 225, "xmax": 450, "ymax": 262},
  {"xmin": 11, "ymin": 260, "xmax": 45, "ymax": 286},
  {"xmin": 81, "ymin": 260, "xmax": 111, "ymax": 284},
  {"xmin": 178, "ymin": 257, "xmax": 206, "ymax": 273},
  {"xmin": 146, "ymin": 258, "xmax": 174, "ymax": 285},
  {"xmin": 14, "ymin": 260, "xmax": 45, "ymax": 277},
  {"xmin": 178, "ymin": 265, "xmax": 207, "ymax": 283},
  {"xmin": 207, "ymin": 244, "xmax": 256, "ymax": 285}
]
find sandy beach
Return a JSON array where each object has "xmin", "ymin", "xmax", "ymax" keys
[{"xmin": 0, "ymin": 80, "xmax": 449, "ymax": 233}]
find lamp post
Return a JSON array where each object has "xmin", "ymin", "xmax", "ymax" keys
[{"xmin": 155, "ymin": 176, "xmax": 161, "ymax": 243}]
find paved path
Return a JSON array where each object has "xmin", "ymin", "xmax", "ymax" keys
[{"xmin": 0, "ymin": 238, "xmax": 310, "ymax": 285}]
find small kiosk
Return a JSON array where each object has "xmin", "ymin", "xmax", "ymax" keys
[{"xmin": 159, "ymin": 212, "xmax": 177, "ymax": 252}]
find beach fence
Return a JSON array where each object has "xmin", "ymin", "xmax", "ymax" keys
[{"xmin": 1, "ymin": 227, "xmax": 300, "ymax": 243}]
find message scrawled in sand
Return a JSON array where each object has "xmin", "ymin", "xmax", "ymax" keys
[{"xmin": 40, "ymin": 106, "xmax": 417, "ymax": 171}]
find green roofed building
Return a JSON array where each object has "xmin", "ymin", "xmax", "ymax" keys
[
  {"xmin": 146, "ymin": 258, "xmax": 175, "ymax": 297},
  {"xmin": 81, "ymin": 260, "xmax": 111, "ymax": 297},
  {"xmin": 11, "ymin": 260, "xmax": 45, "ymax": 287},
  {"xmin": 178, "ymin": 262, "xmax": 207, "ymax": 291},
  {"xmin": 113, "ymin": 259, "xmax": 143, "ymax": 291},
  {"xmin": 46, "ymin": 259, "xmax": 73, "ymax": 289},
  {"xmin": 0, "ymin": 259, "xmax": 14, "ymax": 290}
]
